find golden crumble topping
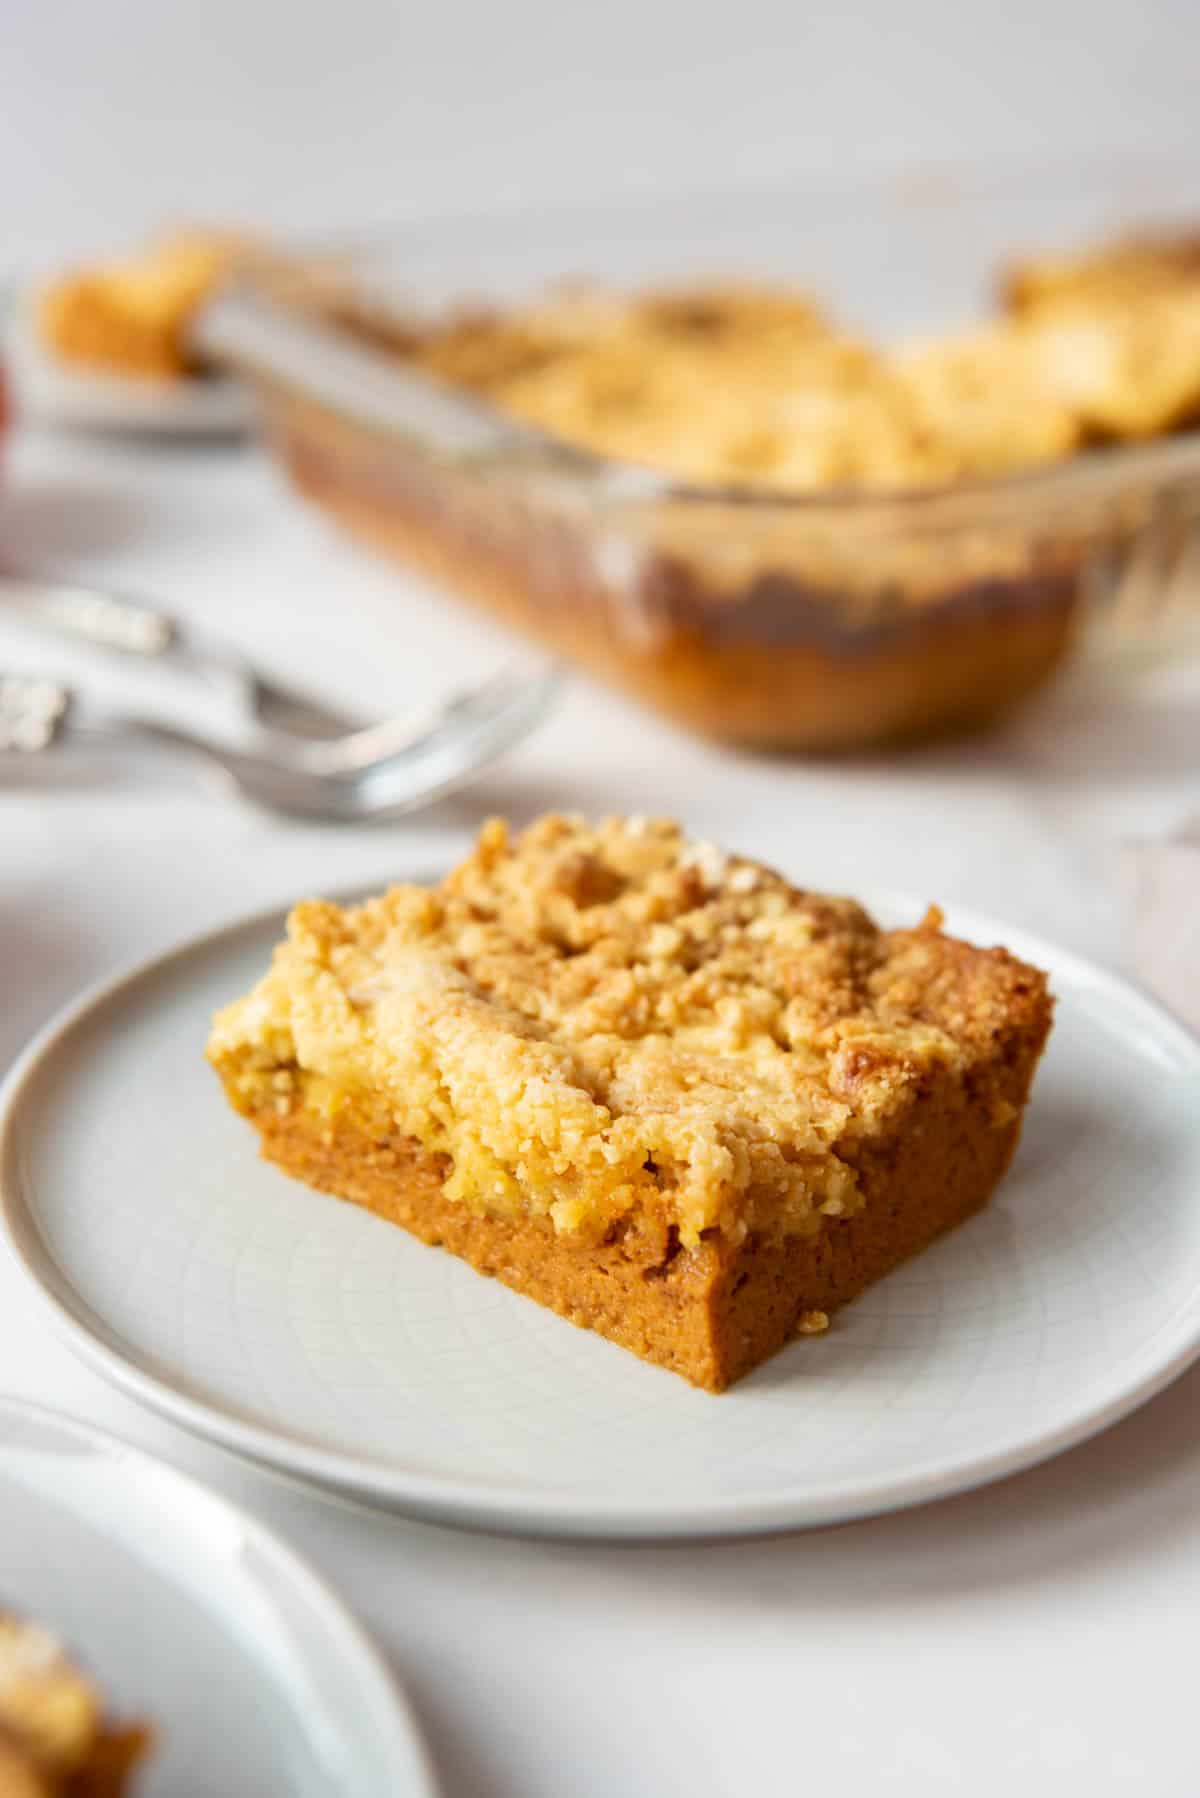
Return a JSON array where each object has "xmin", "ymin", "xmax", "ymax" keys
[
  {"xmin": 388, "ymin": 226, "xmax": 1200, "ymax": 490},
  {"xmin": 497, "ymin": 330, "xmax": 965, "ymax": 491},
  {"xmin": 1001, "ymin": 230, "xmax": 1200, "ymax": 315},
  {"xmin": 894, "ymin": 325, "xmax": 1083, "ymax": 473},
  {"xmin": 408, "ymin": 289, "xmax": 962, "ymax": 491},
  {"xmin": 1017, "ymin": 290, "xmax": 1200, "ymax": 440},
  {"xmin": 209, "ymin": 816, "xmax": 1048, "ymax": 1249}
]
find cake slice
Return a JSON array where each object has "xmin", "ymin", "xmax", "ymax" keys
[
  {"xmin": 208, "ymin": 816, "xmax": 1053, "ymax": 1391},
  {"xmin": 0, "ymin": 1611, "xmax": 151, "ymax": 1797},
  {"xmin": 36, "ymin": 229, "xmax": 245, "ymax": 381}
]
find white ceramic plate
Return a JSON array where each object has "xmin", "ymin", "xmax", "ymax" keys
[
  {"xmin": 4, "ymin": 888, "xmax": 1200, "ymax": 1541},
  {"xmin": 5, "ymin": 293, "xmax": 252, "ymax": 437},
  {"xmin": 0, "ymin": 1398, "xmax": 436, "ymax": 1795}
]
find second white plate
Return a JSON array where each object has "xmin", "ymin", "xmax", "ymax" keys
[
  {"xmin": 4, "ymin": 888, "xmax": 1200, "ymax": 1540},
  {"xmin": 0, "ymin": 1398, "xmax": 435, "ymax": 1795}
]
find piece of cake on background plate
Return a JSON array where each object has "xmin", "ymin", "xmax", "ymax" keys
[
  {"xmin": 0, "ymin": 1610, "xmax": 151, "ymax": 1797},
  {"xmin": 208, "ymin": 815, "xmax": 1053, "ymax": 1392}
]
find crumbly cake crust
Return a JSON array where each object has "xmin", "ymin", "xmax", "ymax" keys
[{"xmin": 210, "ymin": 817, "xmax": 1053, "ymax": 1389}]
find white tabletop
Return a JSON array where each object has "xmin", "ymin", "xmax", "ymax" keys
[{"xmin": 4, "ymin": 421, "xmax": 1200, "ymax": 1798}]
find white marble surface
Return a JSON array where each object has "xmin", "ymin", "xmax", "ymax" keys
[{"xmin": 3, "ymin": 419, "xmax": 1200, "ymax": 1796}]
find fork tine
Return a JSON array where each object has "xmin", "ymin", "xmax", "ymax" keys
[
  {"xmin": 330, "ymin": 674, "xmax": 551, "ymax": 802},
  {"xmin": 294, "ymin": 664, "xmax": 560, "ymax": 779}
]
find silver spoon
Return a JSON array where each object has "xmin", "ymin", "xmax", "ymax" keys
[
  {"xmin": 0, "ymin": 572, "xmax": 362, "ymax": 739},
  {"xmin": 0, "ymin": 664, "xmax": 559, "ymax": 821}
]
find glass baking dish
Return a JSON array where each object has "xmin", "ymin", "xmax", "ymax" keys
[{"xmin": 199, "ymin": 158, "xmax": 1200, "ymax": 751}]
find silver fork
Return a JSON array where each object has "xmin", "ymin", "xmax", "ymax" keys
[
  {"xmin": 0, "ymin": 664, "xmax": 560, "ymax": 821},
  {"xmin": 0, "ymin": 572, "xmax": 361, "ymax": 738}
]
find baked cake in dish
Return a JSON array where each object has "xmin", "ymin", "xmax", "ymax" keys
[
  {"xmin": 251, "ymin": 230, "xmax": 1200, "ymax": 753},
  {"xmin": 208, "ymin": 816, "xmax": 1053, "ymax": 1391},
  {"xmin": 0, "ymin": 1611, "xmax": 150, "ymax": 1796}
]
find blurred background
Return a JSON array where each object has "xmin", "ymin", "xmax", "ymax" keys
[
  {"xmin": 4, "ymin": 0, "xmax": 1200, "ymax": 854},
  {"xmin": 2, "ymin": 0, "xmax": 1197, "ymax": 260}
]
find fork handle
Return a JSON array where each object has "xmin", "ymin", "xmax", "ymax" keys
[
  {"xmin": 0, "ymin": 570, "xmax": 360, "ymax": 739},
  {"xmin": 0, "ymin": 671, "xmax": 243, "ymax": 762},
  {"xmin": 0, "ymin": 574, "xmax": 176, "ymax": 658}
]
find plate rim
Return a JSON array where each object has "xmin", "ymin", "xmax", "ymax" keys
[
  {"xmin": 0, "ymin": 1393, "xmax": 439, "ymax": 1793},
  {"xmin": 5, "ymin": 290, "xmax": 253, "ymax": 437},
  {"xmin": 4, "ymin": 883, "xmax": 1200, "ymax": 1542}
]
